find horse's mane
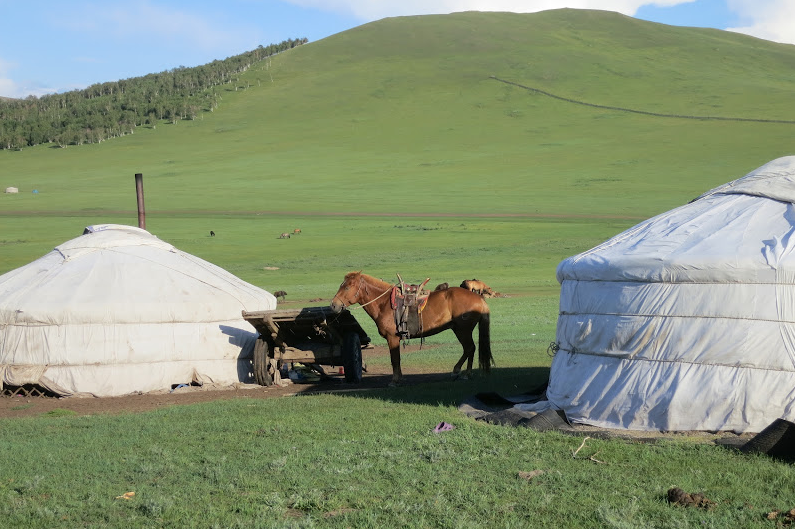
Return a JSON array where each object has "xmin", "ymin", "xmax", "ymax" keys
[{"xmin": 348, "ymin": 271, "xmax": 392, "ymax": 290}]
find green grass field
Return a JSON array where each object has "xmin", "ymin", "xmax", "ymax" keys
[{"xmin": 2, "ymin": 9, "xmax": 795, "ymax": 527}]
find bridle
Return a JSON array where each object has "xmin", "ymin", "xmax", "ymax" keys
[{"xmin": 339, "ymin": 275, "xmax": 393, "ymax": 311}]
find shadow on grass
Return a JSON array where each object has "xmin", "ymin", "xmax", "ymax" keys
[{"xmin": 288, "ymin": 366, "xmax": 550, "ymax": 408}]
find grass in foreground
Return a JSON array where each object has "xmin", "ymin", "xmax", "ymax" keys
[{"xmin": 1, "ymin": 393, "xmax": 793, "ymax": 528}]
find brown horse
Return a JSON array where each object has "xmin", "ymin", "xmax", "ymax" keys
[
  {"xmin": 460, "ymin": 279, "xmax": 496, "ymax": 297},
  {"xmin": 330, "ymin": 271, "xmax": 493, "ymax": 385}
]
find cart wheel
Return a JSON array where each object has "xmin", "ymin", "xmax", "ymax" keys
[
  {"xmin": 253, "ymin": 337, "xmax": 274, "ymax": 386},
  {"xmin": 342, "ymin": 332, "xmax": 362, "ymax": 383}
]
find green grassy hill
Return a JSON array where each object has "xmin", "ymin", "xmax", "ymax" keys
[
  {"xmin": 2, "ymin": 9, "xmax": 795, "ymax": 285},
  {"xmin": 4, "ymin": 9, "xmax": 794, "ymax": 216}
]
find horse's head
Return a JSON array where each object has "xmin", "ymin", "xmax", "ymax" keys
[{"xmin": 330, "ymin": 271, "xmax": 363, "ymax": 313}]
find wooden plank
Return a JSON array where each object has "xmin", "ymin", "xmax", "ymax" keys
[{"xmin": 278, "ymin": 345, "xmax": 341, "ymax": 363}]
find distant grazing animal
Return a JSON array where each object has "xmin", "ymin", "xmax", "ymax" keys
[
  {"xmin": 331, "ymin": 272, "xmax": 493, "ymax": 385},
  {"xmin": 279, "ymin": 233, "xmax": 291, "ymax": 239},
  {"xmin": 460, "ymin": 279, "xmax": 496, "ymax": 297},
  {"xmin": 434, "ymin": 282, "xmax": 449, "ymax": 291},
  {"xmin": 273, "ymin": 290, "xmax": 287, "ymax": 302},
  {"xmin": 210, "ymin": 230, "xmax": 215, "ymax": 237},
  {"xmin": 293, "ymin": 228, "xmax": 302, "ymax": 235}
]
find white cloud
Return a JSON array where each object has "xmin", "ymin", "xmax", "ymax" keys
[
  {"xmin": 0, "ymin": 57, "xmax": 42, "ymax": 100},
  {"xmin": 52, "ymin": 1, "xmax": 257, "ymax": 53},
  {"xmin": 0, "ymin": 57, "xmax": 15, "ymax": 97},
  {"xmin": 726, "ymin": 0, "xmax": 795, "ymax": 45},
  {"xmin": 0, "ymin": 79, "xmax": 18, "ymax": 99},
  {"xmin": 0, "ymin": 81, "xmax": 58, "ymax": 100},
  {"xmin": 0, "ymin": 54, "xmax": 91, "ymax": 99}
]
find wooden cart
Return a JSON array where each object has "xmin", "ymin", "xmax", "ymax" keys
[{"xmin": 242, "ymin": 306, "xmax": 370, "ymax": 385}]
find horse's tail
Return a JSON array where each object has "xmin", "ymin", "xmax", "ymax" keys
[{"xmin": 478, "ymin": 310, "xmax": 494, "ymax": 372}]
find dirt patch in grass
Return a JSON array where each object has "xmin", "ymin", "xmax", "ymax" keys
[
  {"xmin": 0, "ymin": 346, "xmax": 448, "ymax": 419},
  {"xmin": 0, "ymin": 343, "xmax": 760, "ymax": 449}
]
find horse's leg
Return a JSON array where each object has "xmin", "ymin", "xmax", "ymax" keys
[
  {"xmin": 451, "ymin": 326, "xmax": 476, "ymax": 380},
  {"xmin": 387, "ymin": 335, "xmax": 403, "ymax": 386}
]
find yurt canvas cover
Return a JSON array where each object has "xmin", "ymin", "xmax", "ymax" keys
[
  {"xmin": 0, "ymin": 225, "xmax": 276, "ymax": 397},
  {"xmin": 549, "ymin": 156, "xmax": 795, "ymax": 433}
]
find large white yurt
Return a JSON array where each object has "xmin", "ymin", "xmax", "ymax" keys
[
  {"xmin": 0, "ymin": 225, "xmax": 276, "ymax": 397},
  {"xmin": 548, "ymin": 156, "xmax": 795, "ymax": 433}
]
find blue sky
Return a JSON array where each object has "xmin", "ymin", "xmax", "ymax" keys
[{"xmin": 1, "ymin": 0, "xmax": 793, "ymax": 99}]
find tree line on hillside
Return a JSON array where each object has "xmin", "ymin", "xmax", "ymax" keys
[{"xmin": 0, "ymin": 38, "xmax": 307, "ymax": 151}]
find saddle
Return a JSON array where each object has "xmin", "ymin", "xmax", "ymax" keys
[{"xmin": 391, "ymin": 274, "xmax": 431, "ymax": 341}]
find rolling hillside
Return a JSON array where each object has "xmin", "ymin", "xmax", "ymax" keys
[
  {"xmin": 3, "ymin": 15, "xmax": 795, "ymax": 526},
  {"xmin": 2, "ymin": 9, "xmax": 794, "ymax": 220}
]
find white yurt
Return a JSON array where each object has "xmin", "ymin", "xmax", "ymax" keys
[
  {"xmin": 548, "ymin": 156, "xmax": 795, "ymax": 433},
  {"xmin": 0, "ymin": 225, "xmax": 276, "ymax": 397}
]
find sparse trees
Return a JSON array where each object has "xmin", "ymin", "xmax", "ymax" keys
[{"xmin": 0, "ymin": 38, "xmax": 307, "ymax": 150}]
